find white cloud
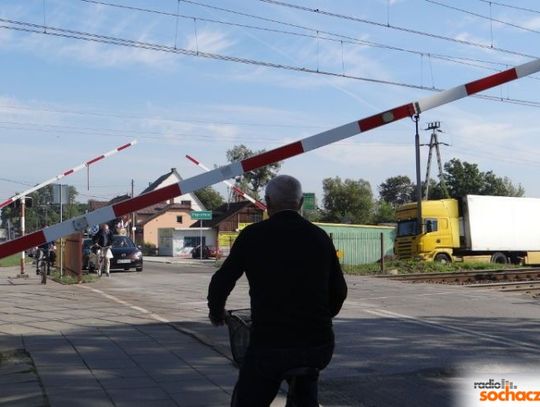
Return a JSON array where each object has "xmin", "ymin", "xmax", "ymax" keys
[
  {"xmin": 454, "ymin": 32, "xmax": 491, "ymax": 47},
  {"xmin": 0, "ymin": 2, "xmax": 179, "ymax": 69},
  {"xmin": 53, "ymin": 37, "xmax": 177, "ymax": 69},
  {"xmin": 184, "ymin": 29, "xmax": 235, "ymax": 54},
  {"xmin": 314, "ymin": 141, "xmax": 411, "ymax": 167},
  {"xmin": 520, "ymin": 16, "xmax": 540, "ymax": 31}
]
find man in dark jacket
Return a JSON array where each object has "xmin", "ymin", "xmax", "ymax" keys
[
  {"xmin": 92, "ymin": 223, "xmax": 114, "ymax": 248},
  {"xmin": 208, "ymin": 175, "xmax": 347, "ymax": 406},
  {"xmin": 92, "ymin": 224, "xmax": 114, "ymax": 276}
]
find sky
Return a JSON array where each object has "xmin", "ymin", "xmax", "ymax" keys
[{"xmin": 1, "ymin": 0, "xmax": 540, "ymax": 207}]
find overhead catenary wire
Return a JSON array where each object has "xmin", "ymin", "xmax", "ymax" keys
[
  {"xmin": 253, "ymin": 0, "xmax": 536, "ymax": 60},
  {"xmin": 477, "ymin": 0, "xmax": 540, "ymax": 15},
  {"xmin": 0, "ymin": 103, "xmax": 325, "ymax": 130},
  {"xmin": 425, "ymin": 0, "xmax": 540, "ymax": 35},
  {"xmin": 0, "ymin": 120, "xmax": 416, "ymax": 148},
  {"xmin": 2, "ymin": 18, "xmax": 540, "ymax": 110},
  {"xmin": 0, "ymin": 19, "xmax": 451, "ymax": 90},
  {"xmin": 77, "ymin": 0, "xmax": 528, "ymax": 75}
]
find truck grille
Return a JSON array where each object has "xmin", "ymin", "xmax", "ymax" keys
[{"xmin": 396, "ymin": 238, "xmax": 414, "ymax": 259}]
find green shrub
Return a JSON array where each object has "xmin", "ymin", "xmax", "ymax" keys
[{"xmin": 142, "ymin": 242, "xmax": 157, "ymax": 256}]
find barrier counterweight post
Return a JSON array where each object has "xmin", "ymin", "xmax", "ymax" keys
[{"xmin": 20, "ymin": 196, "xmax": 25, "ymax": 276}]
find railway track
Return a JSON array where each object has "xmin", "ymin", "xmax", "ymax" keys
[
  {"xmin": 378, "ymin": 268, "xmax": 540, "ymax": 284},
  {"xmin": 377, "ymin": 268, "xmax": 540, "ymax": 297},
  {"xmin": 466, "ymin": 280, "xmax": 540, "ymax": 297}
]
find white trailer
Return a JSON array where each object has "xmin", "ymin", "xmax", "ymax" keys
[{"xmin": 463, "ymin": 195, "xmax": 540, "ymax": 252}]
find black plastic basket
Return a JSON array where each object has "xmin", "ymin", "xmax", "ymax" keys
[{"xmin": 226, "ymin": 309, "xmax": 252, "ymax": 367}]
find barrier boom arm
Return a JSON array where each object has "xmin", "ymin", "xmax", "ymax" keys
[
  {"xmin": 185, "ymin": 154, "xmax": 267, "ymax": 210},
  {"xmin": 0, "ymin": 140, "xmax": 138, "ymax": 210},
  {"xmin": 2, "ymin": 59, "xmax": 540, "ymax": 259}
]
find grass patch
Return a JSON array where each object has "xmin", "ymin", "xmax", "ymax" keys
[
  {"xmin": 0, "ymin": 254, "xmax": 32, "ymax": 268},
  {"xmin": 50, "ymin": 270, "xmax": 98, "ymax": 284},
  {"xmin": 343, "ymin": 259, "xmax": 519, "ymax": 275}
]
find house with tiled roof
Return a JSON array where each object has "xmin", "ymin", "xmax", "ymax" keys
[
  {"xmin": 157, "ymin": 200, "xmax": 264, "ymax": 257},
  {"xmin": 139, "ymin": 168, "xmax": 205, "ymax": 210},
  {"xmin": 134, "ymin": 168, "xmax": 206, "ymax": 246}
]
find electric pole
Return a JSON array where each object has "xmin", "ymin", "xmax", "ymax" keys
[
  {"xmin": 414, "ymin": 115, "xmax": 423, "ymax": 235},
  {"xmin": 422, "ymin": 121, "xmax": 450, "ymax": 199}
]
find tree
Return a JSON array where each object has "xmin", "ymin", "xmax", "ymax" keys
[
  {"xmin": 194, "ymin": 186, "xmax": 225, "ymax": 210},
  {"xmin": 378, "ymin": 175, "xmax": 415, "ymax": 206},
  {"xmin": 444, "ymin": 158, "xmax": 524, "ymax": 198},
  {"xmin": 481, "ymin": 172, "xmax": 524, "ymax": 197},
  {"xmin": 1, "ymin": 185, "xmax": 86, "ymax": 234},
  {"xmin": 372, "ymin": 200, "xmax": 396, "ymax": 223},
  {"xmin": 443, "ymin": 159, "xmax": 485, "ymax": 198},
  {"xmin": 422, "ymin": 179, "xmax": 447, "ymax": 200},
  {"xmin": 321, "ymin": 177, "xmax": 373, "ymax": 224},
  {"xmin": 226, "ymin": 145, "xmax": 281, "ymax": 199}
]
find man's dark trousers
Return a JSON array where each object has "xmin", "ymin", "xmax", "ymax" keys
[{"xmin": 231, "ymin": 342, "xmax": 334, "ymax": 407}]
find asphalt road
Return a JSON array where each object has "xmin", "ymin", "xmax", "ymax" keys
[{"xmin": 92, "ymin": 261, "xmax": 540, "ymax": 407}]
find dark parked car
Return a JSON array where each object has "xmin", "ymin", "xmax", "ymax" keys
[
  {"xmin": 191, "ymin": 245, "xmax": 221, "ymax": 259},
  {"xmin": 83, "ymin": 235, "xmax": 143, "ymax": 272}
]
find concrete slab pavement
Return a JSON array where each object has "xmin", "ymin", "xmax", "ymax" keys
[{"xmin": 0, "ymin": 266, "xmax": 288, "ymax": 407}]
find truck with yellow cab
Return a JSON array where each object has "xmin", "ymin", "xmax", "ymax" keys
[{"xmin": 395, "ymin": 195, "xmax": 540, "ymax": 265}]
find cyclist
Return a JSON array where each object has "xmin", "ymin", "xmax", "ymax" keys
[
  {"xmin": 35, "ymin": 241, "xmax": 53, "ymax": 276},
  {"xmin": 92, "ymin": 223, "xmax": 114, "ymax": 277},
  {"xmin": 208, "ymin": 175, "xmax": 347, "ymax": 406}
]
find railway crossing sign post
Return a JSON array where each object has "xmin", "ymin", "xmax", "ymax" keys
[{"xmin": 191, "ymin": 211, "xmax": 212, "ymax": 260}]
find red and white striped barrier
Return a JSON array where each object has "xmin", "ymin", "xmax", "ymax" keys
[
  {"xmin": 0, "ymin": 140, "xmax": 138, "ymax": 210},
  {"xmin": 2, "ymin": 59, "xmax": 540, "ymax": 259},
  {"xmin": 185, "ymin": 154, "xmax": 267, "ymax": 211}
]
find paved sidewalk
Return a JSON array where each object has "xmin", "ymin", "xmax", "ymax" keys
[{"xmin": 0, "ymin": 267, "xmax": 286, "ymax": 406}]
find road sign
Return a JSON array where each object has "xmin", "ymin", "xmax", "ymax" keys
[
  {"xmin": 303, "ymin": 193, "xmax": 316, "ymax": 210},
  {"xmin": 191, "ymin": 210, "xmax": 212, "ymax": 220},
  {"xmin": 52, "ymin": 184, "xmax": 69, "ymax": 205}
]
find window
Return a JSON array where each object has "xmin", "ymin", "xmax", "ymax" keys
[
  {"xmin": 112, "ymin": 236, "xmax": 134, "ymax": 248},
  {"xmin": 181, "ymin": 200, "xmax": 191, "ymax": 206},
  {"xmin": 425, "ymin": 218, "xmax": 438, "ymax": 233},
  {"xmin": 251, "ymin": 213, "xmax": 263, "ymax": 222},
  {"xmin": 397, "ymin": 220, "xmax": 418, "ymax": 237},
  {"xmin": 184, "ymin": 236, "xmax": 206, "ymax": 247},
  {"xmin": 176, "ymin": 216, "xmax": 183, "ymax": 223}
]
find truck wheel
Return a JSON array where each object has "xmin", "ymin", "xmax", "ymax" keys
[
  {"xmin": 491, "ymin": 252, "xmax": 508, "ymax": 264},
  {"xmin": 434, "ymin": 253, "xmax": 451, "ymax": 264}
]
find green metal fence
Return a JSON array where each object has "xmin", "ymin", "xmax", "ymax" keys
[{"xmin": 315, "ymin": 223, "xmax": 396, "ymax": 266}]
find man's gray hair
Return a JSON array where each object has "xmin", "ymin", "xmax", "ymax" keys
[{"xmin": 265, "ymin": 175, "xmax": 303, "ymax": 208}]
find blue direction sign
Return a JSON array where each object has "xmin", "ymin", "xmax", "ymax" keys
[{"xmin": 191, "ymin": 210, "xmax": 212, "ymax": 220}]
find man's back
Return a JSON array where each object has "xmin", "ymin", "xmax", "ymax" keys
[
  {"xmin": 207, "ymin": 175, "xmax": 347, "ymax": 406},
  {"xmin": 208, "ymin": 210, "xmax": 346, "ymax": 348}
]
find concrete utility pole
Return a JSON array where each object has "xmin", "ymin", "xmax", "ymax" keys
[
  {"xmin": 422, "ymin": 122, "xmax": 450, "ymax": 199},
  {"xmin": 414, "ymin": 115, "xmax": 423, "ymax": 235}
]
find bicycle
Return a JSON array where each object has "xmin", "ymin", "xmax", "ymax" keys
[
  {"xmin": 225, "ymin": 309, "xmax": 320, "ymax": 407},
  {"xmin": 93, "ymin": 245, "xmax": 112, "ymax": 277},
  {"xmin": 35, "ymin": 248, "xmax": 50, "ymax": 285}
]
